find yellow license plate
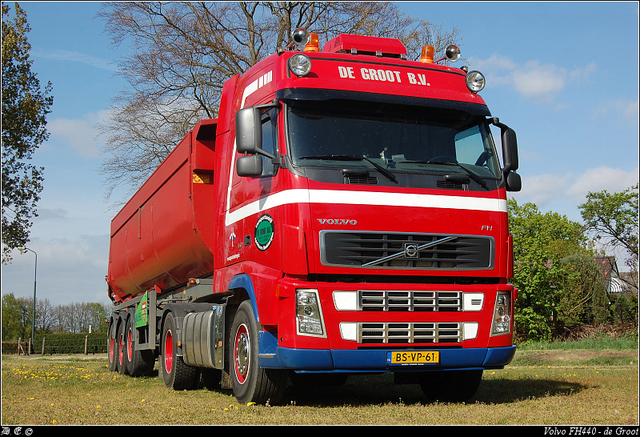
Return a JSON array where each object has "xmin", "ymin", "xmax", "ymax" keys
[{"xmin": 387, "ymin": 351, "xmax": 440, "ymax": 365}]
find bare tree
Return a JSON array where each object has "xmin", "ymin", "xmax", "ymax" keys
[{"xmin": 97, "ymin": 2, "xmax": 460, "ymax": 203}]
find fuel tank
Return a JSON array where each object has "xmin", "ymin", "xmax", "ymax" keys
[{"xmin": 107, "ymin": 120, "xmax": 217, "ymax": 304}]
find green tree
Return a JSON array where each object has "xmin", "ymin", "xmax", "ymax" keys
[
  {"xmin": 508, "ymin": 199, "xmax": 592, "ymax": 341},
  {"xmin": 579, "ymin": 184, "xmax": 638, "ymax": 293},
  {"xmin": 1, "ymin": 293, "xmax": 31, "ymax": 341},
  {"xmin": 557, "ymin": 254, "xmax": 610, "ymax": 331},
  {"xmin": 2, "ymin": 2, "xmax": 53, "ymax": 263}
]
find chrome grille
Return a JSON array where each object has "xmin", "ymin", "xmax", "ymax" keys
[
  {"xmin": 358, "ymin": 322, "xmax": 462, "ymax": 344},
  {"xmin": 320, "ymin": 231, "xmax": 493, "ymax": 270},
  {"xmin": 359, "ymin": 290, "xmax": 461, "ymax": 312}
]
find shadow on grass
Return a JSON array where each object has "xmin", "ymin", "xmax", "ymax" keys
[{"xmin": 279, "ymin": 373, "xmax": 589, "ymax": 406}]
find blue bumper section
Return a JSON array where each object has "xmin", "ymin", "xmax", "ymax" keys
[{"xmin": 258, "ymin": 342, "xmax": 516, "ymax": 372}]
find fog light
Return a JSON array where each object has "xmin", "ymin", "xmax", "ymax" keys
[
  {"xmin": 296, "ymin": 289, "xmax": 326, "ymax": 337},
  {"xmin": 466, "ymin": 70, "xmax": 485, "ymax": 93},
  {"xmin": 491, "ymin": 291, "xmax": 511, "ymax": 336},
  {"xmin": 288, "ymin": 53, "xmax": 312, "ymax": 77}
]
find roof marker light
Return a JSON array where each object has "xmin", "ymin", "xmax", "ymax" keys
[
  {"xmin": 419, "ymin": 45, "xmax": 434, "ymax": 63},
  {"xmin": 304, "ymin": 33, "xmax": 320, "ymax": 52}
]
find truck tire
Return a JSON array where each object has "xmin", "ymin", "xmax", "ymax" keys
[
  {"xmin": 116, "ymin": 318, "xmax": 128, "ymax": 375},
  {"xmin": 419, "ymin": 369, "xmax": 483, "ymax": 403},
  {"xmin": 107, "ymin": 316, "xmax": 118, "ymax": 372},
  {"xmin": 229, "ymin": 301, "xmax": 287, "ymax": 405},
  {"xmin": 124, "ymin": 315, "xmax": 155, "ymax": 377},
  {"xmin": 161, "ymin": 311, "xmax": 199, "ymax": 390}
]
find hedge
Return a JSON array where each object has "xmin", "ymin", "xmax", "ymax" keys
[{"xmin": 2, "ymin": 333, "xmax": 108, "ymax": 355}]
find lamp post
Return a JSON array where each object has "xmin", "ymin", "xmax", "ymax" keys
[{"xmin": 18, "ymin": 246, "xmax": 37, "ymax": 354}]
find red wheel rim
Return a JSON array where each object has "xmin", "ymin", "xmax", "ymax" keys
[
  {"xmin": 118, "ymin": 332, "xmax": 124, "ymax": 365},
  {"xmin": 164, "ymin": 330, "xmax": 173, "ymax": 374},
  {"xmin": 233, "ymin": 324, "xmax": 250, "ymax": 384},
  {"xmin": 109, "ymin": 337, "xmax": 115, "ymax": 363},
  {"xmin": 126, "ymin": 327, "xmax": 133, "ymax": 361}
]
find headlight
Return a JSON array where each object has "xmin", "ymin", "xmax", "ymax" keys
[
  {"xmin": 296, "ymin": 289, "xmax": 326, "ymax": 337},
  {"xmin": 288, "ymin": 53, "xmax": 312, "ymax": 77},
  {"xmin": 491, "ymin": 290, "xmax": 511, "ymax": 336},
  {"xmin": 466, "ymin": 70, "xmax": 485, "ymax": 93}
]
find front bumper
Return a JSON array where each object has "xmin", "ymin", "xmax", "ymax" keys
[{"xmin": 258, "ymin": 331, "xmax": 516, "ymax": 372}]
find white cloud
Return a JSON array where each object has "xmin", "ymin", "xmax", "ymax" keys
[
  {"xmin": 570, "ymin": 61, "xmax": 597, "ymax": 84},
  {"xmin": 48, "ymin": 109, "xmax": 111, "ymax": 158},
  {"xmin": 516, "ymin": 166, "xmax": 639, "ymax": 209},
  {"xmin": 32, "ymin": 49, "xmax": 117, "ymax": 72},
  {"xmin": 3, "ymin": 234, "xmax": 110, "ymax": 305},
  {"xmin": 469, "ymin": 54, "xmax": 597, "ymax": 103},
  {"xmin": 593, "ymin": 97, "xmax": 639, "ymax": 124},
  {"xmin": 37, "ymin": 208, "xmax": 69, "ymax": 221},
  {"xmin": 512, "ymin": 60, "xmax": 566, "ymax": 102},
  {"xmin": 566, "ymin": 166, "xmax": 639, "ymax": 201},
  {"xmin": 517, "ymin": 172, "xmax": 574, "ymax": 205}
]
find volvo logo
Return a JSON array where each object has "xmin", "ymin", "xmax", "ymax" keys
[
  {"xmin": 404, "ymin": 243, "xmax": 419, "ymax": 258},
  {"xmin": 317, "ymin": 218, "xmax": 358, "ymax": 225}
]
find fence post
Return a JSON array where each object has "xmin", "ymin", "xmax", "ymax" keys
[
  {"xmin": 84, "ymin": 335, "xmax": 88, "ymax": 355},
  {"xmin": 41, "ymin": 337, "xmax": 46, "ymax": 355}
]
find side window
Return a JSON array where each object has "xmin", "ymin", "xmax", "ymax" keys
[{"xmin": 260, "ymin": 112, "xmax": 278, "ymax": 177}]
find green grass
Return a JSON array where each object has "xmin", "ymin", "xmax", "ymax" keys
[
  {"xmin": 517, "ymin": 336, "xmax": 638, "ymax": 351},
  {"xmin": 2, "ymin": 342, "xmax": 638, "ymax": 426}
]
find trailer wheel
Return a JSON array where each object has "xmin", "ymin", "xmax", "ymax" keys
[
  {"xmin": 229, "ymin": 301, "xmax": 287, "ymax": 405},
  {"xmin": 117, "ymin": 317, "xmax": 128, "ymax": 375},
  {"xmin": 161, "ymin": 311, "xmax": 198, "ymax": 390},
  {"xmin": 107, "ymin": 317, "xmax": 118, "ymax": 372},
  {"xmin": 124, "ymin": 315, "xmax": 155, "ymax": 377},
  {"xmin": 419, "ymin": 369, "xmax": 483, "ymax": 402}
]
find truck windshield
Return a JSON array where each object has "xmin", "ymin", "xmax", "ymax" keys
[{"xmin": 286, "ymin": 99, "xmax": 501, "ymax": 180}]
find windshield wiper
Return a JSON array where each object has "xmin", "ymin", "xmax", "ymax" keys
[
  {"xmin": 401, "ymin": 159, "xmax": 488, "ymax": 188},
  {"xmin": 299, "ymin": 154, "xmax": 397, "ymax": 182}
]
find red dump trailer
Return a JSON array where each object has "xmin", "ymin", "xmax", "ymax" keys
[
  {"xmin": 107, "ymin": 119, "xmax": 217, "ymax": 303},
  {"xmin": 106, "ymin": 30, "xmax": 521, "ymax": 405}
]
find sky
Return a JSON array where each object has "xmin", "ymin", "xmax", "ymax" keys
[{"xmin": 2, "ymin": 1, "xmax": 638, "ymax": 306}]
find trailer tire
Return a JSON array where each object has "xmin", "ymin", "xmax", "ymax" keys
[
  {"xmin": 107, "ymin": 317, "xmax": 118, "ymax": 372},
  {"xmin": 229, "ymin": 301, "xmax": 287, "ymax": 405},
  {"xmin": 116, "ymin": 317, "xmax": 128, "ymax": 375},
  {"xmin": 161, "ymin": 311, "xmax": 199, "ymax": 390},
  {"xmin": 419, "ymin": 369, "xmax": 483, "ymax": 403},
  {"xmin": 124, "ymin": 315, "xmax": 155, "ymax": 377}
]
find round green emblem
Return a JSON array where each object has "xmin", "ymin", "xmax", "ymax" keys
[{"xmin": 254, "ymin": 214, "xmax": 274, "ymax": 251}]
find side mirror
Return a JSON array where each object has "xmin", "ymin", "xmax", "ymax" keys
[
  {"xmin": 236, "ymin": 107, "xmax": 261, "ymax": 154},
  {"xmin": 236, "ymin": 154, "xmax": 263, "ymax": 177},
  {"xmin": 501, "ymin": 128, "xmax": 519, "ymax": 173},
  {"xmin": 505, "ymin": 171, "xmax": 521, "ymax": 192}
]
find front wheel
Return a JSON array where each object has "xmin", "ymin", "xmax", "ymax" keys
[{"xmin": 229, "ymin": 301, "xmax": 287, "ymax": 405}]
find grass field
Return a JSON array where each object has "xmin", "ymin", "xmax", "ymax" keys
[{"xmin": 2, "ymin": 340, "xmax": 638, "ymax": 426}]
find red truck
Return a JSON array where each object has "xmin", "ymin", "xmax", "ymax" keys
[{"xmin": 106, "ymin": 29, "xmax": 521, "ymax": 405}]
